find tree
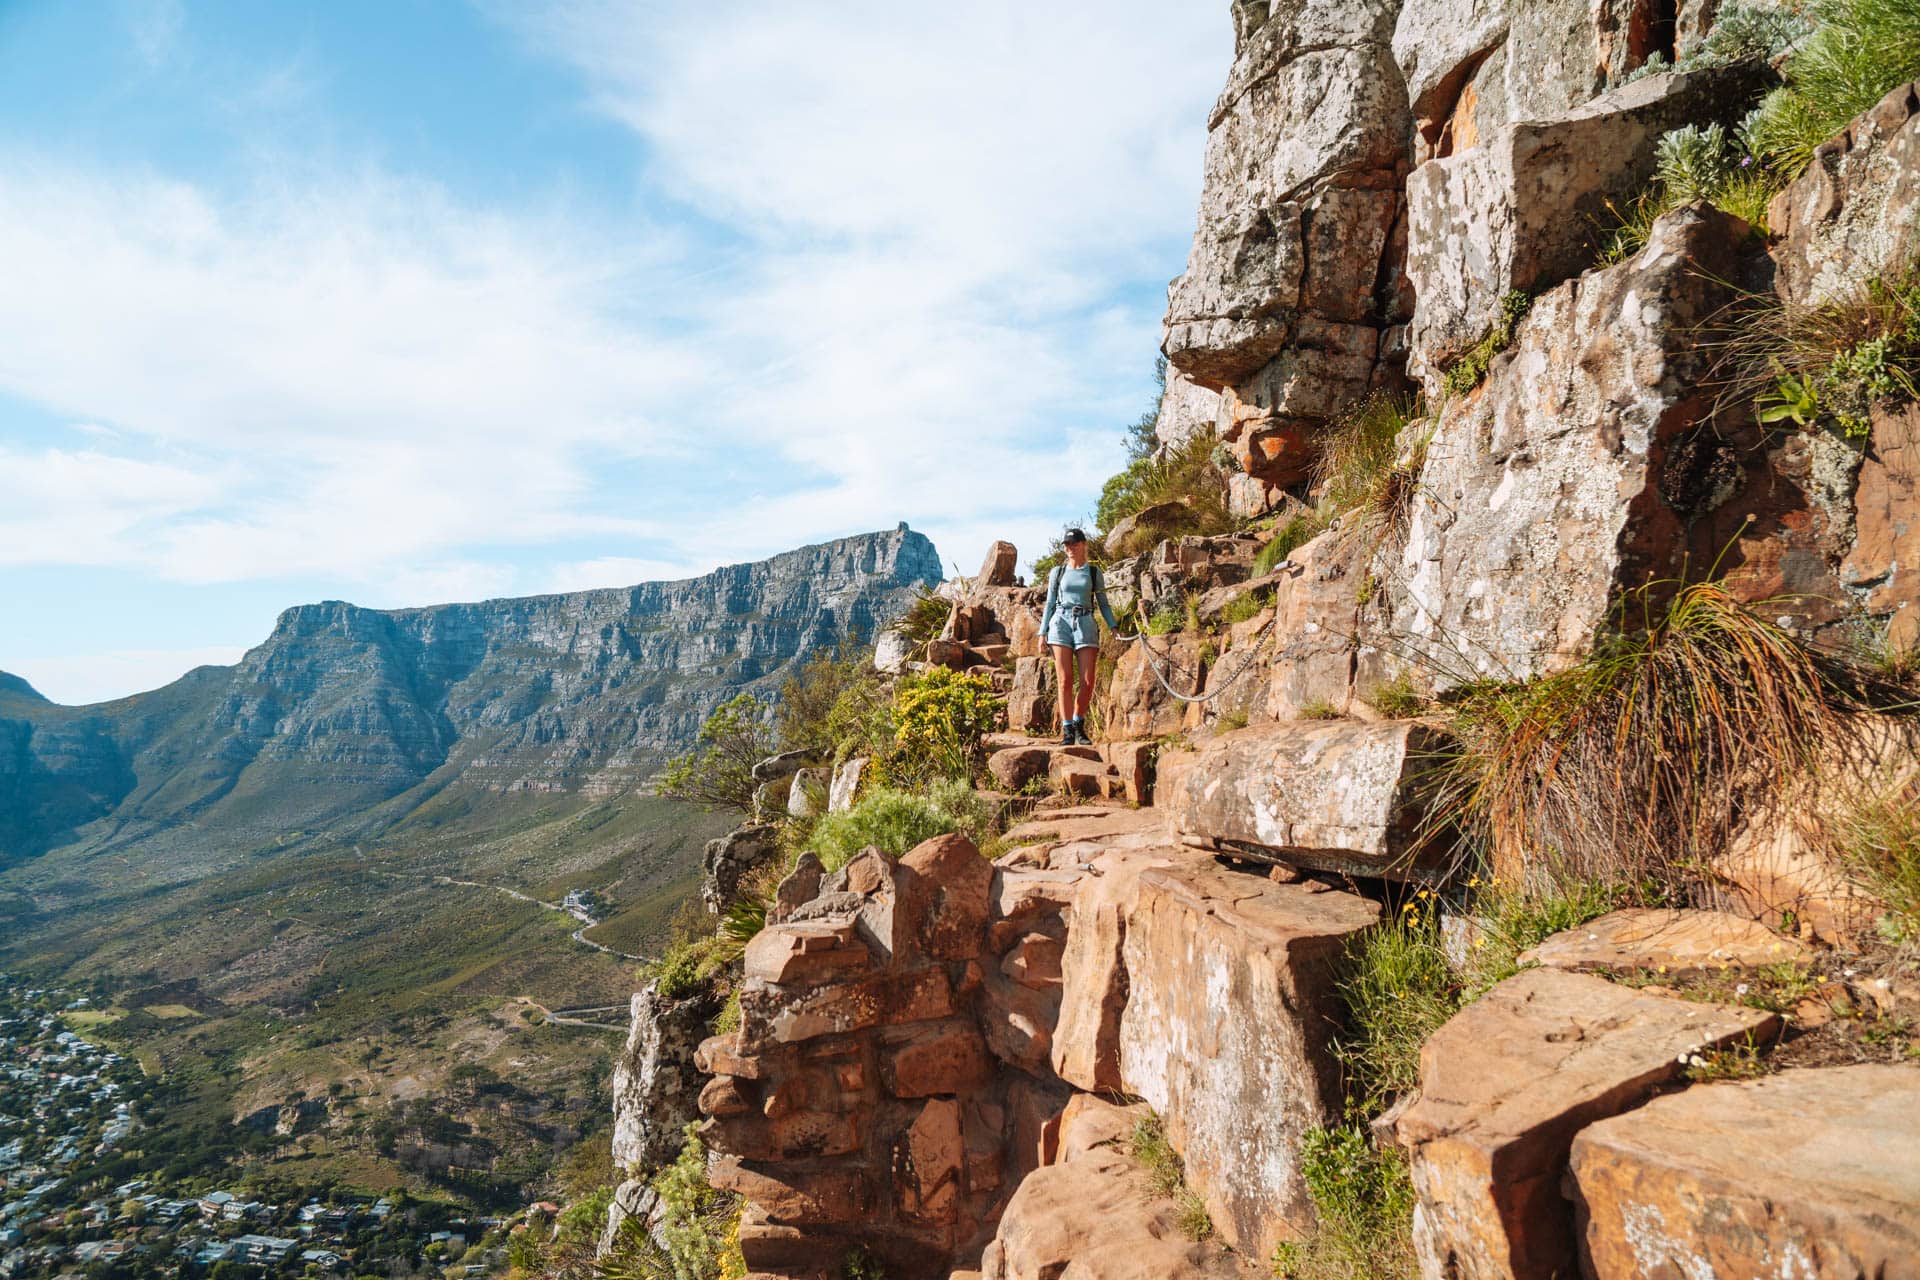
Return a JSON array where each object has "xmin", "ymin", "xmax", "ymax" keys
[{"xmin": 654, "ymin": 694, "xmax": 773, "ymax": 814}]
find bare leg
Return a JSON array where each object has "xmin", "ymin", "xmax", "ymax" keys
[
  {"xmin": 1051, "ymin": 644, "xmax": 1076, "ymax": 728},
  {"xmin": 1075, "ymin": 646, "xmax": 1099, "ymax": 727}
]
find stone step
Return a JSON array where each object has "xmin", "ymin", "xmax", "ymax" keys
[{"xmin": 983, "ymin": 737, "xmax": 1156, "ymax": 806}]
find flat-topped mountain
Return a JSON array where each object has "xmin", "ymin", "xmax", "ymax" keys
[{"xmin": 0, "ymin": 526, "xmax": 940, "ymax": 868}]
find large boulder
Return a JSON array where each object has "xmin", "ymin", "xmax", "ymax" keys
[
  {"xmin": 610, "ymin": 982, "xmax": 721, "ymax": 1176},
  {"xmin": 702, "ymin": 824, "xmax": 782, "ymax": 918},
  {"xmin": 1569, "ymin": 1064, "xmax": 1920, "ymax": 1279},
  {"xmin": 1393, "ymin": 0, "xmax": 1681, "ymax": 164},
  {"xmin": 1153, "ymin": 368, "xmax": 1224, "ymax": 452},
  {"xmin": 1844, "ymin": 399, "xmax": 1920, "ymax": 653},
  {"xmin": 1397, "ymin": 967, "xmax": 1780, "ymax": 1280},
  {"xmin": 1117, "ymin": 861, "xmax": 1380, "ymax": 1260},
  {"xmin": 1405, "ymin": 65, "xmax": 1765, "ymax": 389},
  {"xmin": 1771, "ymin": 79, "xmax": 1920, "ymax": 308},
  {"xmin": 1385, "ymin": 208, "xmax": 1743, "ymax": 690},
  {"xmin": 1162, "ymin": 720, "xmax": 1451, "ymax": 878},
  {"xmin": 1163, "ymin": 0, "xmax": 1411, "ymax": 428}
]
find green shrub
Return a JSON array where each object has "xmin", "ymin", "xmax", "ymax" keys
[
  {"xmin": 1442, "ymin": 291, "xmax": 1532, "ymax": 397},
  {"xmin": 1332, "ymin": 918, "xmax": 1460, "ymax": 1120},
  {"xmin": 1271, "ymin": 1126, "xmax": 1418, "ymax": 1280},
  {"xmin": 1314, "ymin": 394, "xmax": 1423, "ymax": 527},
  {"xmin": 1097, "ymin": 432, "xmax": 1237, "ymax": 557},
  {"xmin": 1728, "ymin": 271, "xmax": 1920, "ymax": 441},
  {"xmin": 1254, "ymin": 512, "xmax": 1330, "ymax": 574},
  {"xmin": 806, "ymin": 783, "xmax": 992, "ymax": 871},
  {"xmin": 595, "ymin": 1129, "xmax": 745, "ymax": 1279},
  {"xmin": 1746, "ymin": 0, "xmax": 1920, "ymax": 176},
  {"xmin": 1626, "ymin": 2, "xmax": 1809, "ymax": 84},
  {"xmin": 1299, "ymin": 699, "xmax": 1343, "ymax": 721},
  {"xmin": 892, "ymin": 588, "xmax": 953, "ymax": 646},
  {"xmin": 885, "ymin": 666, "xmax": 1002, "ymax": 785},
  {"xmin": 655, "ymin": 693, "xmax": 775, "ymax": 814},
  {"xmin": 777, "ymin": 646, "xmax": 887, "ymax": 761},
  {"xmin": 1221, "ymin": 588, "xmax": 1273, "ymax": 626}
]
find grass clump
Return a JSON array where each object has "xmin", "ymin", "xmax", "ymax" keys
[
  {"xmin": 1221, "ymin": 587, "xmax": 1274, "ymax": 626},
  {"xmin": 1683, "ymin": 1036, "xmax": 1774, "ymax": 1083},
  {"xmin": 1745, "ymin": 0, "xmax": 1920, "ymax": 177},
  {"xmin": 1436, "ymin": 580, "xmax": 1886, "ymax": 897},
  {"xmin": 1299, "ymin": 699, "xmax": 1343, "ymax": 721},
  {"xmin": 892, "ymin": 588, "xmax": 953, "ymax": 647},
  {"xmin": 1442, "ymin": 291, "xmax": 1532, "ymax": 397},
  {"xmin": 1314, "ymin": 394, "xmax": 1424, "ymax": 530},
  {"xmin": 1368, "ymin": 673, "xmax": 1428, "ymax": 719},
  {"xmin": 1839, "ymin": 776, "xmax": 1920, "ymax": 942},
  {"xmin": 1254, "ymin": 513, "xmax": 1328, "ymax": 574},
  {"xmin": 1271, "ymin": 1126, "xmax": 1418, "ymax": 1280},
  {"xmin": 1129, "ymin": 1113, "xmax": 1213, "ymax": 1242},
  {"xmin": 1727, "ymin": 271, "xmax": 1920, "ymax": 440},
  {"xmin": 1332, "ymin": 917, "xmax": 1460, "ymax": 1119},
  {"xmin": 805, "ymin": 781, "xmax": 994, "ymax": 871}
]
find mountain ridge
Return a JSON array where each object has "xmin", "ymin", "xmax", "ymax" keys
[{"xmin": 0, "ymin": 525, "xmax": 940, "ymax": 871}]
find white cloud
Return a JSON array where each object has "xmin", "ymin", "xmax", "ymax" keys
[{"xmin": 0, "ymin": 2, "xmax": 1228, "ymax": 624}]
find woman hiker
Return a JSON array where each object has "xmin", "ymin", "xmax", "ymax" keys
[{"xmin": 1039, "ymin": 527, "xmax": 1118, "ymax": 746}]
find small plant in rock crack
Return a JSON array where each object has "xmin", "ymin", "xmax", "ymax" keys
[
  {"xmin": 1129, "ymin": 1113, "xmax": 1214, "ymax": 1242},
  {"xmin": 1755, "ymin": 362, "xmax": 1822, "ymax": 428},
  {"xmin": 1681, "ymin": 1036, "xmax": 1773, "ymax": 1083}
]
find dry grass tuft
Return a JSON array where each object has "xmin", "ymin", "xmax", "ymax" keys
[{"xmin": 1437, "ymin": 580, "xmax": 1906, "ymax": 897}]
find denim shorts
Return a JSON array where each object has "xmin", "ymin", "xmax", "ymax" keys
[{"xmin": 1047, "ymin": 611, "xmax": 1100, "ymax": 650}]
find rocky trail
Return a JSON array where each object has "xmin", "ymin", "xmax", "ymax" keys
[{"xmin": 593, "ymin": 0, "xmax": 1920, "ymax": 1276}]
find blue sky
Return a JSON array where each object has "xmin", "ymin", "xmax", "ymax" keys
[{"xmin": 0, "ymin": 0, "xmax": 1228, "ymax": 705}]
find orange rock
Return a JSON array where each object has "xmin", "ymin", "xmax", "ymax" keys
[
  {"xmin": 880, "ymin": 1020, "xmax": 994, "ymax": 1099},
  {"xmin": 1518, "ymin": 908, "xmax": 1811, "ymax": 973},
  {"xmin": 1116, "ymin": 860, "xmax": 1380, "ymax": 1260},
  {"xmin": 710, "ymin": 1156, "xmax": 873, "ymax": 1225},
  {"xmin": 900, "ymin": 832, "xmax": 992, "ymax": 962},
  {"xmin": 743, "ymin": 920, "xmax": 871, "ymax": 987},
  {"xmin": 1398, "ymin": 968, "xmax": 1780, "ymax": 1280},
  {"xmin": 899, "ymin": 1097, "xmax": 966, "ymax": 1227},
  {"xmin": 1570, "ymin": 1065, "xmax": 1920, "ymax": 1278}
]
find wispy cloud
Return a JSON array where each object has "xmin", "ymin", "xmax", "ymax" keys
[{"xmin": 0, "ymin": 2, "xmax": 1225, "ymax": 617}]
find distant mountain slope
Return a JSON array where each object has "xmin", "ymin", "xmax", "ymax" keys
[{"xmin": 0, "ymin": 526, "xmax": 940, "ymax": 868}]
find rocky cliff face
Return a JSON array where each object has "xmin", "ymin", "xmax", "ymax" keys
[
  {"xmin": 615, "ymin": 3, "xmax": 1920, "ymax": 1278},
  {"xmin": 0, "ymin": 527, "xmax": 940, "ymax": 865}
]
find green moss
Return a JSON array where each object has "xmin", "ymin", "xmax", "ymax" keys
[{"xmin": 1441, "ymin": 291, "xmax": 1532, "ymax": 398}]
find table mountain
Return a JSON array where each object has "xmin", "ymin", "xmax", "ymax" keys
[{"xmin": 0, "ymin": 525, "xmax": 940, "ymax": 869}]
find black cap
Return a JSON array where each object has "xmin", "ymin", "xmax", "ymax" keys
[{"xmin": 1063, "ymin": 527, "xmax": 1088, "ymax": 544}]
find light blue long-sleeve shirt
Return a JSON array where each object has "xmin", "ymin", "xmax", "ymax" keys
[{"xmin": 1041, "ymin": 563, "xmax": 1118, "ymax": 644}]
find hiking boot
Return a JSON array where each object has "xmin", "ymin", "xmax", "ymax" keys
[
  {"xmin": 1058, "ymin": 721, "xmax": 1079, "ymax": 746},
  {"xmin": 1071, "ymin": 721, "xmax": 1093, "ymax": 746}
]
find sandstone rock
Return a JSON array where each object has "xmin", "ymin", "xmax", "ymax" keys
[
  {"xmin": 978, "ymin": 1099, "xmax": 1248, "ymax": 1280},
  {"xmin": 1118, "ymin": 861, "xmax": 1380, "ymax": 1260},
  {"xmin": 987, "ymin": 746, "xmax": 1053, "ymax": 793},
  {"xmin": 744, "ymin": 920, "xmax": 872, "ymax": 988},
  {"xmin": 1715, "ymin": 808, "xmax": 1882, "ymax": 944},
  {"xmin": 1387, "ymin": 209, "xmax": 1743, "ymax": 690},
  {"xmin": 1772, "ymin": 80, "xmax": 1920, "ymax": 309},
  {"xmin": 1398, "ymin": 967, "xmax": 1780, "ymax": 1280},
  {"xmin": 1100, "ymin": 633, "xmax": 1210, "ymax": 740},
  {"xmin": 1405, "ymin": 65, "xmax": 1764, "ymax": 389},
  {"xmin": 1570, "ymin": 1064, "xmax": 1920, "ymax": 1279},
  {"xmin": 874, "ymin": 628, "xmax": 914, "ymax": 676},
  {"xmin": 1163, "ymin": 720, "xmax": 1450, "ymax": 877},
  {"xmin": 977, "ymin": 541, "xmax": 1020, "ymax": 589},
  {"xmin": 1260, "ymin": 526, "xmax": 1369, "ymax": 720},
  {"xmin": 704, "ymin": 824, "xmax": 782, "ymax": 918},
  {"xmin": 881, "ymin": 1020, "xmax": 995, "ymax": 1099},
  {"xmin": 1163, "ymin": 0, "xmax": 1410, "ymax": 429},
  {"xmin": 754, "ymin": 774, "xmax": 795, "ymax": 822},
  {"xmin": 1843, "ymin": 403, "xmax": 1920, "ymax": 652},
  {"xmin": 900, "ymin": 833, "xmax": 993, "ymax": 962},
  {"xmin": 769, "ymin": 853, "xmax": 825, "ymax": 926},
  {"xmin": 710, "ymin": 1156, "xmax": 873, "ymax": 1226},
  {"xmin": 753, "ymin": 749, "xmax": 820, "ymax": 784},
  {"xmin": 610, "ymin": 982, "xmax": 720, "ymax": 1175},
  {"xmin": 743, "ymin": 966, "xmax": 953, "ymax": 1048},
  {"xmin": 828, "ymin": 756, "xmax": 867, "ymax": 813},
  {"xmin": 787, "ymin": 767, "xmax": 829, "ymax": 819},
  {"xmin": 1006, "ymin": 657, "xmax": 1054, "ymax": 735},
  {"xmin": 1153, "ymin": 367, "xmax": 1222, "ymax": 452},
  {"xmin": 1103, "ymin": 741, "xmax": 1155, "ymax": 806},
  {"xmin": 597, "ymin": 1178, "xmax": 662, "ymax": 1258},
  {"xmin": 1393, "ymin": 0, "xmax": 1662, "ymax": 165},
  {"xmin": 1048, "ymin": 755, "xmax": 1108, "ymax": 799},
  {"xmin": 1519, "ymin": 908, "xmax": 1812, "ymax": 973}
]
